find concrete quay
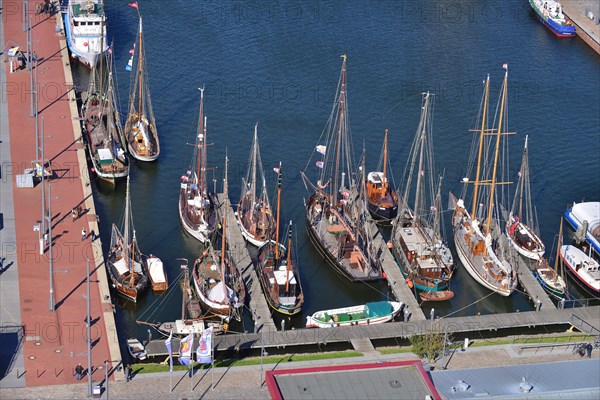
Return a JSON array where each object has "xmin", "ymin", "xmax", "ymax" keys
[
  {"xmin": 1, "ymin": 0, "xmax": 120, "ymax": 388},
  {"xmin": 215, "ymin": 193, "xmax": 276, "ymax": 333},
  {"xmin": 562, "ymin": 0, "xmax": 600, "ymax": 54}
]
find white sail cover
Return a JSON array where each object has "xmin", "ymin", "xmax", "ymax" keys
[
  {"xmin": 207, "ymin": 281, "xmax": 236, "ymax": 303},
  {"xmin": 147, "ymin": 257, "xmax": 166, "ymax": 283},
  {"xmin": 113, "ymin": 258, "xmax": 142, "ymax": 275}
]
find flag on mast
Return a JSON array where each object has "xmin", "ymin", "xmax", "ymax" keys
[
  {"xmin": 197, "ymin": 326, "xmax": 214, "ymax": 364},
  {"xmin": 165, "ymin": 330, "xmax": 173, "ymax": 373},
  {"xmin": 178, "ymin": 333, "xmax": 193, "ymax": 366}
]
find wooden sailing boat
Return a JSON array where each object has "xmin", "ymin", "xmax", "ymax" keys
[
  {"xmin": 256, "ymin": 163, "xmax": 304, "ymax": 316},
  {"xmin": 535, "ymin": 218, "xmax": 566, "ymax": 299},
  {"xmin": 301, "ymin": 55, "xmax": 381, "ymax": 282},
  {"xmin": 157, "ymin": 259, "xmax": 206, "ymax": 337},
  {"xmin": 124, "ymin": 6, "xmax": 160, "ymax": 161},
  {"xmin": 235, "ymin": 123, "xmax": 276, "ymax": 247},
  {"xmin": 107, "ymin": 175, "xmax": 148, "ymax": 301},
  {"xmin": 192, "ymin": 157, "xmax": 246, "ymax": 321},
  {"xmin": 450, "ymin": 68, "xmax": 518, "ymax": 297},
  {"xmin": 366, "ymin": 129, "xmax": 399, "ymax": 220},
  {"xmin": 504, "ymin": 136, "xmax": 545, "ymax": 260},
  {"xmin": 390, "ymin": 93, "xmax": 454, "ymax": 294},
  {"xmin": 81, "ymin": 46, "xmax": 129, "ymax": 187},
  {"xmin": 179, "ymin": 88, "xmax": 216, "ymax": 243}
]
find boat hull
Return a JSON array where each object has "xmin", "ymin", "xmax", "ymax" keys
[
  {"xmin": 419, "ymin": 290, "xmax": 455, "ymax": 302},
  {"xmin": 367, "ymin": 201, "xmax": 398, "ymax": 220},
  {"xmin": 125, "ymin": 115, "xmax": 160, "ymax": 162},
  {"xmin": 62, "ymin": 2, "xmax": 108, "ymax": 68},
  {"xmin": 534, "ymin": 270, "xmax": 565, "ymax": 299},
  {"xmin": 529, "ymin": 0, "xmax": 576, "ymax": 37},
  {"xmin": 560, "ymin": 245, "xmax": 600, "ymax": 295},
  {"xmin": 306, "ymin": 301, "xmax": 402, "ymax": 328},
  {"xmin": 565, "ymin": 202, "xmax": 600, "ymax": 256},
  {"xmin": 505, "ymin": 219, "xmax": 545, "ymax": 261},
  {"xmin": 178, "ymin": 188, "xmax": 215, "ymax": 244}
]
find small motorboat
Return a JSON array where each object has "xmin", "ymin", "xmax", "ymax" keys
[
  {"xmin": 419, "ymin": 290, "xmax": 455, "ymax": 302},
  {"xmin": 306, "ymin": 301, "xmax": 402, "ymax": 328},
  {"xmin": 127, "ymin": 338, "xmax": 147, "ymax": 361}
]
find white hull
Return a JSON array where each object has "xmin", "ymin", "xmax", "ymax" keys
[
  {"xmin": 178, "ymin": 195, "xmax": 211, "ymax": 244},
  {"xmin": 235, "ymin": 211, "xmax": 268, "ymax": 247},
  {"xmin": 506, "ymin": 233, "xmax": 544, "ymax": 260},
  {"xmin": 505, "ymin": 215, "xmax": 545, "ymax": 261},
  {"xmin": 130, "ymin": 150, "xmax": 159, "ymax": 162},
  {"xmin": 454, "ymin": 232, "xmax": 513, "ymax": 297},
  {"xmin": 560, "ymin": 245, "xmax": 600, "ymax": 294},
  {"xmin": 565, "ymin": 202, "xmax": 600, "ymax": 256},
  {"xmin": 306, "ymin": 301, "xmax": 402, "ymax": 329},
  {"xmin": 64, "ymin": 1, "xmax": 108, "ymax": 68}
]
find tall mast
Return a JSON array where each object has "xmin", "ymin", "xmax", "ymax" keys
[
  {"xmin": 413, "ymin": 92, "xmax": 429, "ymax": 226},
  {"xmin": 181, "ymin": 262, "xmax": 187, "ymax": 321},
  {"xmin": 250, "ymin": 124, "xmax": 258, "ymax": 221},
  {"xmin": 554, "ymin": 217, "xmax": 563, "ymax": 272},
  {"xmin": 332, "ymin": 54, "xmax": 347, "ymax": 205},
  {"xmin": 124, "ymin": 175, "xmax": 134, "ymax": 286},
  {"xmin": 433, "ymin": 176, "xmax": 443, "ymax": 240},
  {"xmin": 137, "ymin": 16, "xmax": 144, "ymax": 121},
  {"xmin": 196, "ymin": 87, "xmax": 205, "ymax": 188},
  {"xmin": 275, "ymin": 162, "xmax": 282, "ymax": 260},
  {"xmin": 382, "ymin": 129, "xmax": 388, "ymax": 188},
  {"xmin": 485, "ymin": 70, "xmax": 508, "ymax": 236},
  {"xmin": 518, "ymin": 135, "xmax": 528, "ymax": 221},
  {"xmin": 471, "ymin": 75, "xmax": 490, "ymax": 219},
  {"xmin": 221, "ymin": 156, "xmax": 229, "ymax": 303},
  {"xmin": 285, "ymin": 221, "xmax": 292, "ymax": 293}
]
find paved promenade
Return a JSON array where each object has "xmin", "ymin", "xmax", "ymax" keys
[{"xmin": 1, "ymin": 0, "xmax": 120, "ymax": 388}]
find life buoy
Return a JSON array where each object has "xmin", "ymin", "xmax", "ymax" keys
[{"xmin": 84, "ymin": 42, "xmax": 88, "ymax": 47}]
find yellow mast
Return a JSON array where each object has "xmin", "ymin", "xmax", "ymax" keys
[
  {"xmin": 275, "ymin": 162, "xmax": 282, "ymax": 260},
  {"xmin": 382, "ymin": 129, "xmax": 388, "ymax": 191},
  {"xmin": 485, "ymin": 70, "xmax": 508, "ymax": 236},
  {"xmin": 471, "ymin": 75, "xmax": 490, "ymax": 219}
]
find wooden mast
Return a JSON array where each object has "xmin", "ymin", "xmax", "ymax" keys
[
  {"xmin": 332, "ymin": 54, "xmax": 346, "ymax": 205},
  {"xmin": 136, "ymin": 15, "xmax": 144, "ymax": 122},
  {"xmin": 249, "ymin": 124, "xmax": 258, "ymax": 222},
  {"xmin": 196, "ymin": 88, "xmax": 205, "ymax": 191},
  {"xmin": 124, "ymin": 175, "xmax": 135, "ymax": 287},
  {"xmin": 518, "ymin": 135, "xmax": 528, "ymax": 221},
  {"xmin": 221, "ymin": 156, "xmax": 229, "ymax": 303},
  {"xmin": 485, "ymin": 70, "xmax": 508, "ymax": 236},
  {"xmin": 471, "ymin": 75, "xmax": 490, "ymax": 220},
  {"xmin": 554, "ymin": 217, "xmax": 564, "ymax": 273},
  {"xmin": 382, "ymin": 129, "xmax": 388, "ymax": 191},
  {"xmin": 413, "ymin": 92, "xmax": 429, "ymax": 227},
  {"xmin": 285, "ymin": 221, "xmax": 292, "ymax": 293},
  {"xmin": 275, "ymin": 162, "xmax": 282, "ymax": 260}
]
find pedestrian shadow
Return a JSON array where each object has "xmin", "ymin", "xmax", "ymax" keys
[{"xmin": 0, "ymin": 258, "xmax": 14, "ymax": 275}]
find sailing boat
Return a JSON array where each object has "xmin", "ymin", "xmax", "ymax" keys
[
  {"xmin": 390, "ymin": 93, "xmax": 454, "ymax": 294},
  {"xmin": 106, "ymin": 175, "xmax": 148, "ymax": 301},
  {"xmin": 366, "ymin": 129, "xmax": 399, "ymax": 220},
  {"xmin": 124, "ymin": 6, "xmax": 160, "ymax": 161},
  {"xmin": 256, "ymin": 163, "xmax": 304, "ymax": 316},
  {"xmin": 81, "ymin": 47, "xmax": 129, "ymax": 187},
  {"xmin": 535, "ymin": 218, "xmax": 566, "ymax": 299},
  {"xmin": 504, "ymin": 136, "xmax": 545, "ymax": 260},
  {"xmin": 450, "ymin": 68, "xmax": 518, "ymax": 297},
  {"xmin": 192, "ymin": 157, "xmax": 246, "ymax": 320},
  {"xmin": 301, "ymin": 55, "xmax": 381, "ymax": 282},
  {"xmin": 179, "ymin": 88, "xmax": 216, "ymax": 243},
  {"xmin": 235, "ymin": 123, "xmax": 276, "ymax": 247},
  {"xmin": 157, "ymin": 260, "xmax": 206, "ymax": 337}
]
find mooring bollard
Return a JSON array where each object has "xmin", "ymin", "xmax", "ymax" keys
[
  {"xmin": 536, "ymin": 299, "xmax": 542, "ymax": 312},
  {"xmin": 430, "ymin": 308, "xmax": 435, "ymax": 320}
]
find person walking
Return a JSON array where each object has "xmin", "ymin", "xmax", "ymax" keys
[
  {"xmin": 125, "ymin": 365, "xmax": 133, "ymax": 382},
  {"xmin": 75, "ymin": 363, "xmax": 84, "ymax": 381},
  {"xmin": 90, "ymin": 230, "xmax": 97, "ymax": 242},
  {"xmin": 81, "ymin": 228, "xmax": 86, "ymax": 241},
  {"xmin": 72, "ymin": 208, "xmax": 77, "ymax": 222}
]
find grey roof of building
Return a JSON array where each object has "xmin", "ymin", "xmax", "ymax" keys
[
  {"xmin": 430, "ymin": 358, "xmax": 600, "ymax": 399},
  {"xmin": 274, "ymin": 364, "xmax": 435, "ymax": 400}
]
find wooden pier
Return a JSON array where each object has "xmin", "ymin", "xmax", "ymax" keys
[
  {"xmin": 562, "ymin": 0, "xmax": 600, "ymax": 54},
  {"xmin": 367, "ymin": 220, "xmax": 427, "ymax": 321},
  {"xmin": 215, "ymin": 193, "xmax": 276, "ymax": 332},
  {"xmin": 142, "ymin": 305, "xmax": 600, "ymax": 356},
  {"xmin": 495, "ymin": 224, "xmax": 557, "ymax": 310}
]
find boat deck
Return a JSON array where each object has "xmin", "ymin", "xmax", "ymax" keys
[
  {"xmin": 141, "ymin": 305, "xmax": 600, "ymax": 355},
  {"xmin": 562, "ymin": 0, "xmax": 600, "ymax": 54},
  {"xmin": 366, "ymin": 219, "xmax": 426, "ymax": 321},
  {"xmin": 216, "ymin": 193, "xmax": 276, "ymax": 332}
]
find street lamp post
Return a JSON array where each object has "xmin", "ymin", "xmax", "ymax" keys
[{"xmin": 87, "ymin": 259, "xmax": 92, "ymax": 397}]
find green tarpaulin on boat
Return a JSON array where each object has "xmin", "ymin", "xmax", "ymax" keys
[{"xmin": 365, "ymin": 302, "xmax": 392, "ymax": 318}]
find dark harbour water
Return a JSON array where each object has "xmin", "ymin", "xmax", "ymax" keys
[{"xmin": 72, "ymin": 0, "xmax": 599, "ymax": 342}]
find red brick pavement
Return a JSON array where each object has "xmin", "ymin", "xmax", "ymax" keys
[{"xmin": 3, "ymin": 0, "xmax": 117, "ymax": 387}]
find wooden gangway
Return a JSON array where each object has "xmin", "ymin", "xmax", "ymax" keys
[
  {"xmin": 142, "ymin": 305, "xmax": 600, "ymax": 356},
  {"xmin": 367, "ymin": 219, "xmax": 427, "ymax": 321},
  {"xmin": 215, "ymin": 193, "xmax": 276, "ymax": 332}
]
